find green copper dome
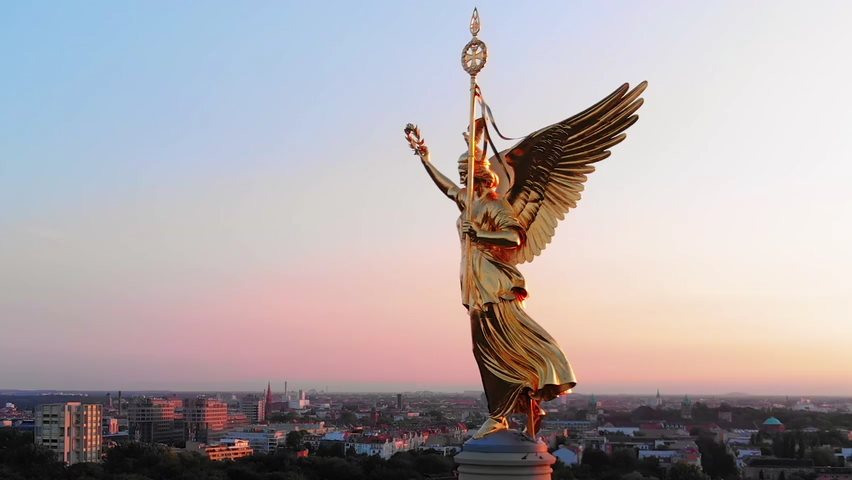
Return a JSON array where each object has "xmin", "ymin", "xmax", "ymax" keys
[{"xmin": 763, "ymin": 417, "xmax": 783, "ymax": 425}]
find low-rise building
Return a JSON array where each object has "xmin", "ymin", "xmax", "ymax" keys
[
  {"xmin": 187, "ymin": 439, "xmax": 253, "ymax": 461},
  {"xmin": 553, "ymin": 444, "xmax": 583, "ymax": 466},
  {"xmin": 348, "ymin": 436, "xmax": 399, "ymax": 459},
  {"xmin": 637, "ymin": 440, "xmax": 701, "ymax": 469},
  {"xmin": 221, "ymin": 427, "xmax": 287, "ymax": 454},
  {"xmin": 599, "ymin": 426, "xmax": 640, "ymax": 437},
  {"xmin": 268, "ymin": 422, "xmax": 327, "ymax": 435},
  {"xmin": 735, "ymin": 448, "xmax": 763, "ymax": 469},
  {"xmin": 743, "ymin": 457, "xmax": 815, "ymax": 480},
  {"xmin": 816, "ymin": 467, "xmax": 852, "ymax": 480},
  {"xmin": 102, "ymin": 417, "xmax": 120, "ymax": 435}
]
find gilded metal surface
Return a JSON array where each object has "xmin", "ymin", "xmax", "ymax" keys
[
  {"xmin": 404, "ymin": 10, "xmax": 647, "ymax": 441},
  {"xmin": 470, "ymin": 8, "xmax": 481, "ymax": 35},
  {"xmin": 462, "ymin": 9, "xmax": 487, "ymax": 76},
  {"xmin": 462, "ymin": 39, "xmax": 487, "ymax": 76}
]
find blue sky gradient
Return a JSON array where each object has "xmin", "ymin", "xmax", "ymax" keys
[{"xmin": 2, "ymin": 1, "xmax": 851, "ymax": 394}]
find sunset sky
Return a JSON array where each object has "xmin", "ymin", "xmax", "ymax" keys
[{"xmin": 2, "ymin": 1, "xmax": 851, "ymax": 395}]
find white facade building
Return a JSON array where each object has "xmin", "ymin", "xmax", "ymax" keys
[
  {"xmin": 221, "ymin": 428, "xmax": 287, "ymax": 454},
  {"xmin": 35, "ymin": 402, "xmax": 103, "ymax": 465},
  {"xmin": 288, "ymin": 390, "xmax": 310, "ymax": 409},
  {"xmin": 553, "ymin": 445, "xmax": 582, "ymax": 466}
]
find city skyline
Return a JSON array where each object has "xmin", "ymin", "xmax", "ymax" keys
[
  {"xmin": 5, "ymin": 382, "xmax": 852, "ymax": 399},
  {"xmin": 2, "ymin": 2, "xmax": 851, "ymax": 395}
]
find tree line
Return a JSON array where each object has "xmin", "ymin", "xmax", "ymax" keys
[{"xmin": 0, "ymin": 428, "xmax": 454, "ymax": 480}]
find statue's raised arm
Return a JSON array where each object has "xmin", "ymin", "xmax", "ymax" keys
[{"xmin": 404, "ymin": 123, "xmax": 459, "ymax": 200}]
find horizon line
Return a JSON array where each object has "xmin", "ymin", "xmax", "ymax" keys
[{"xmin": 2, "ymin": 387, "xmax": 850, "ymax": 399}]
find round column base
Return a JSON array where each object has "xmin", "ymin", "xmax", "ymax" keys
[{"xmin": 455, "ymin": 430, "xmax": 555, "ymax": 479}]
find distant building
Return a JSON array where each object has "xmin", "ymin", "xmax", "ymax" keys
[
  {"xmin": 553, "ymin": 444, "xmax": 583, "ymax": 466},
  {"xmin": 638, "ymin": 441, "xmax": 701, "ymax": 469},
  {"xmin": 264, "ymin": 382, "xmax": 274, "ymax": 417},
  {"xmin": 816, "ymin": 467, "xmax": 852, "ymax": 480},
  {"xmin": 793, "ymin": 399, "xmax": 830, "ymax": 413},
  {"xmin": 102, "ymin": 417, "xmax": 120, "ymax": 435},
  {"xmin": 35, "ymin": 402, "xmax": 103, "ymax": 465},
  {"xmin": 187, "ymin": 438, "xmax": 253, "ymax": 461},
  {"xmin": 656, "ymin": 389, "xmax": 663, "ymax": 408},
  {"xmin": 598, "ymin": 426, "xmax": 639, "ymax": 437},
  {"xmin": 239, "ymin": 396, "xmax": 266, "ymax": 424},
  {"xmin": 681, "ymin": 395, "xmax": 692, "ymax": 419},
  {"xmin": 184, "ymin": 397, "xmax": 228, "ymax": 443},
  {"xmin": 397, "ymin": 394, "xmax": 403, "ymax": 410},
  {"xmin": 128, "ymin": 398, "xmax": 184, "ymax": 444},
  {"xmin": 267, "ymin": 421, "xmax": 327, "ymax": 435},
  {"xmin": 587, "ymin": 394, "xmax": 602, "ymax": 422},
  {"xmin": 14, "ymin": 419, "xmax": 35, "ymax": 433},
  {"xmin": 734, "ymin": 448, "xmax": 763, "ymax": 468},
  {"xmin": 289, "ymin": 390, "xmax": 310, "ymax": 410},
  {"xmin": 352, "ymin": 438, "xmax": 396, "ymax": 458},
  {"xmin": 221, "ymin": 427, "xmax": 287, "ymax": 454},
  {"xmin": 761, "ymin": 417, "xmax": 786, "ymax": 434}
]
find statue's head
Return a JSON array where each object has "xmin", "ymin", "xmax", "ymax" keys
[
  {"xmin": 458, "ymin": 121, "xmax": 498, "ymax": 191},
  {"xmin": 458, "ymin": 154, "xmax": 498, "ymax": 189}
]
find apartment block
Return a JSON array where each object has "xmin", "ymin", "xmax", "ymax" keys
[{"xmin": 34, "ymin": 402, "xmax": 103, "ymax": 465}]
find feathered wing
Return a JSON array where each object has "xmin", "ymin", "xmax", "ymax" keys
[{"xmin": 496, "ymin": 81, "xmax": 647, "ymax": 264}]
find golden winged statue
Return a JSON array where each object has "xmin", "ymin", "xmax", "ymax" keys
[{"xmin": 405, "ymin": 81, "xmax": 647, "ymax": 439}]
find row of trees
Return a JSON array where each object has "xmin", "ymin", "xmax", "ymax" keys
[
  {"xmin": 0, "ymin": 428, "xmax": 455, "ymax": 480},
  {"xmin": 551, "ymin": 448, "xmax": 710, "ymax": 480},
  {"xmin": 591, "ymin": 402, "xmax": 852, "ymax": 432},
  {"xmin": 766, "ymin": 431, "xmax": 845, "ymax": 465},
  {"xmin": 690, "ymin": 404, "xmax": 852, "ymax": 431},
  {"xmin": 551, "ymin": 431, "xmax": 738, "ymax": 480}
]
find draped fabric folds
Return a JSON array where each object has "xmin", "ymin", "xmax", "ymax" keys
[
  {"xmin": 450, "ymin": 185, "xmax": 576, "ymax": 418},
  {"xmin": 474, "ymin": 299, "xmax": 576, "ymax": 418}
]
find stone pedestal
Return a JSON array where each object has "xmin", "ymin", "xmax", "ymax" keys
[{"xmin": 455, "ymin": 430, "xmax": 555, "ymax": 479}]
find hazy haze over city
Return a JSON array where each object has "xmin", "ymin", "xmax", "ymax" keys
[{"xmin": 2, "ymin": 1, "xmax": 851, "ymax": 395}]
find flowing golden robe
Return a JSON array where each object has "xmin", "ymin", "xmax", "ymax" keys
[{"xmin": 450, "ymin": 185, "xmax": 576, "ymax": 418}]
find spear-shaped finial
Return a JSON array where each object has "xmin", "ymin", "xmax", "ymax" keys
[{"xmin": 470, "ymin": 8, "xmax": 481, "ymax": 36}]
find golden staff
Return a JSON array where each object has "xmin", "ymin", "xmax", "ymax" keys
[{"xmin": 461, "ymin": 8, "xmax": 487, "ymax": 305}]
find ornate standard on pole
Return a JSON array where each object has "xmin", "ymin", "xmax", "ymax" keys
[{"xmin": 461, "ymin": 8, "xmax": 487, "ymax": 336}]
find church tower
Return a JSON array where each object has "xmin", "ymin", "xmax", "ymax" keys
[
  {"xmin": 586, "ymin": 394, "xmax": 601, "ymax": 422},
  {"xmin": 265, "ymin": 381, "xmax": 274, "ymax": 416},
  {"xmin": 681, "ymin": 395, "xmax": 692, "ymax": 419}
]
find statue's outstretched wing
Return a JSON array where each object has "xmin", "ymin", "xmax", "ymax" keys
[{"xmin": 498, "ymin": 81, "xmax": 647, "ymax": 264}]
